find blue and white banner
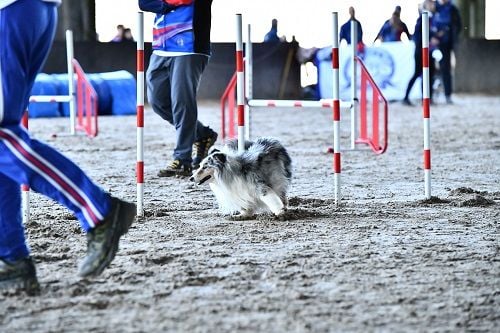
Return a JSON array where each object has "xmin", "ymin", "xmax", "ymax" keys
[{"xmin": 317, "ymin": 41, "xmax": 423, "ymax": 101}]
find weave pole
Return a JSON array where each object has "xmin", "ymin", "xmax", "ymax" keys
[
  {"xmin": 244, "ymin": 23, "xmax": 253, "ymax": 141},
  {"xmin": 21, "ymin": 110, "xmax": 30, "ymax": 224},
  {"xmin": 235, "ymin": 14, "xmax": 245, "ymax": 153},
  {"xmin": 332, "ymin": 12, "xmax": 341, "ymax": 205},
  {"xmin": 350, "ymin": 20, "xmax": 358, "ymax": 150},
  {"xmin": 66, "ymin": 30, "xmax": 76, "ymax": 135},
  {"xmin": 422, "ymin": 11, "xmax": 431, "ymax": 199},
  {"xmin": 136, "ymin": 12, "xmax": 145, "ymax": 216}
]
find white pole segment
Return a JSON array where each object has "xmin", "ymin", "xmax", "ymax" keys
[
  {"xmin": 350, "ymin": 20, "xmax": 358, "ymax": 149},
  {"xmin": 66, "ymin": 30, "xmax": 76, "ymax": 135}
]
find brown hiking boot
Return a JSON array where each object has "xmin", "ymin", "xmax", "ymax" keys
[
  {"xmin": 158, "ymin": 160, "xmax": 193, "ymax": 177},
  {"xmin": 192, "ymin": 132, "xmax": 218, "ymax": 169}
]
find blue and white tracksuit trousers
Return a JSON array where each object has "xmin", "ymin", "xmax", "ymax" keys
[{"xmin": 0, "ymin": 0, "xmax": 111, "ymax": 262}]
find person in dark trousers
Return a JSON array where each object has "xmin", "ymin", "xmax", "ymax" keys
[
  {"xmin": 434, "ymin": 0, "xmax": 462, "ymax": 104},
  {"xmin": 0, "ymin": 0, "xmax": 136, "ymax": 295},
  {"xmin": 264, "ymin": 18, "xmax": 280, "ymax": 43},
  {"xmin": 403, "ymin": 0, "xmax": 438, "ymax": 105},
  {"xmin": 139, "ymin": 0, "xmax": 218, "ymax": 177},
  {"xmin": 339, "ymin": 6, "xmax": 363, "ymax": 45}
]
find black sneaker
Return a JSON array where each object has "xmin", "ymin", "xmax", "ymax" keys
[
  {"xmin": 158, "ymin": 159, "xmax": 193, "ymax": 177},
  {"xmin": 402, "ymin": 98, "xmax": 413, "ymax": 106},
  {"xmin": 192, "ymin": 132, "xmax": 218, "ymax": 169},
  {"xmin": 78, "ymin": 197, "xmax": 136, "ymax": 277},
  {"xmin": 0, "ymin": 257, "xmax": 40, "ymax": 295}
]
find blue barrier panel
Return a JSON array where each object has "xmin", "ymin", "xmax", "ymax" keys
[
  {"xmin": 29, "ymin": 74, "xmax": 61, "ymax": 118},
  {"xmin": 87, "ymin": 74, "xmax": 112, "ymax": 115},
  {"xmin": 51, "ymin": 73, "xmax": 70, "ymax": 116},
  {"xmin": 99, "ymin": 71, "xmax": 136, "ymax": 116}
]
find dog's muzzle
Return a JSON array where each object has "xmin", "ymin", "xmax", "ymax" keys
[{"xmin": 189, "ymin": 174, "xmax": 212, "ymax": 185}]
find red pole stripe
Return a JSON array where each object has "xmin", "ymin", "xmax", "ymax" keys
[
  {"xmin": 136, "ymin": 50, "xmax": 144, "ymax": 72},
  {"xmin": 332, "ymin": 48, "xmax": 339, "ymax": 69},
  {"xmin": 236, "ymin": 51, "xmax": 244, "ymax": 72},
  {"xmin": 422, "ymin": 47, "xmax": 429, "ymax": 68},
  {"xmin": 22, "ymin": 112, "xmax": 29, "ymax": 129},
  {"xmin": 333, "ymin": 153, "xmax": 341, "ymax": 173},
  {"xmin": 423, "ymin": 99, "xmax": 430, "ymax": 118},
  {"xmin": 333, "ymin": 101, "xmax": 340, "ymax": 121},
  {"xmin": 136, "ymin": 161, "xmax": 144, "ymax": 183},
  {"xmin": 21, "ymin": 184, "xmax": 29, "ymax": 191},
  {"xmin": 137, "ymin": 105, "xmax": 144, "ymax": 127},
  {"xmin": 423, "ymin": 149, "xmax": 431, "ymax": 170},
  {"xmin": 237, "ymin": 105, "xmax": 245, "ymax": 126}
]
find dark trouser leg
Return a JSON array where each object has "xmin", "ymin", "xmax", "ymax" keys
[
  {"xmin": 405, "ymin": 50, "xmax": 423, "ymax": 100},
  {"xmin": 170, "ymin": 55, "xmax": 209, "ymax": 162},
  {"xmin": 439, "ymin": 45, "xmax": 453, "ymax": 98}
]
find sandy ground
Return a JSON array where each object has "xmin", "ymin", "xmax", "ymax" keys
[{"xmin": 1, "ymin": 94, "xmax": 499, "ymax": 332}]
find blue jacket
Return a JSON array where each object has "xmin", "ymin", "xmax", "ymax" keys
[
  {"xmin": 434, "ymin": 1, "xmax": 462, "ymax": 48},
  {"xmin": 138, "ymin": 0, "xmax": 212, "ymax": 55},
  {"xmin": 339, "ymin": 19, "xmax": 363, "ymax": 44}
]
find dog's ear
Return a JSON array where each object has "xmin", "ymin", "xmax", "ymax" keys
[
  {"xmin": 210, "ymin": 152, "xmax": 226, "ymax": 165},
  {"xmin": 208, "ymin": 146, "xmax": 220, "ymax": 155}
]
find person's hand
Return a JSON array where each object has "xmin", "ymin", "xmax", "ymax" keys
[
  {"xmin": 164, "ymin": 0, "xmax": 193, "ymax": 6},
  {"xmin": 430, "ymin": 37, "xmax": 440, "ymax": 46}
]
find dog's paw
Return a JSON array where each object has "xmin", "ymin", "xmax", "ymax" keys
[
  {"xmin": 226, "ymin": 213, "xmax": 256, "ymax": 221},
  {"xmin": 274, "ymin": 209, "xmax": 288, "ymax": 221}
]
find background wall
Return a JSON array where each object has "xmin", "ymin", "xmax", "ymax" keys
[
  {"xmin": 454, "ymin": 38, "xmax": 500, "ymax": 94},
  {"xmin": 42, "ymin": 42, "xmax": 302, "ymax": 100}
]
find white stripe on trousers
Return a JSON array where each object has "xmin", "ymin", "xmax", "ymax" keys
[{"xmin": 1, "ymin": 128, "xmax": 105, "ymax": 227}]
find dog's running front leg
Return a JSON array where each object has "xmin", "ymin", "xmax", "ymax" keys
[
  {"xmin": 259, "ymin": 187, "xmax": 286, "ymax": 217},
  {"xmin": 229, "ymin": 208, "xmax": 255, "ymax": 221}
]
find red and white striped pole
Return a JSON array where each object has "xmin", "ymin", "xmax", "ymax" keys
[
  {"xmin": 21, "ymin": 110, "xmax": 30, "ymax": 224},
  {"xmin": 136, "ymin": 11, "xmax": 145, "ymax": 216},
  {"xmin": 235, "ymin": 14, "xmax": 245, "ymax": 153},
  {"xmin": 422, "ymin": 11, "xmax": 431, "ymax": 199},
  {"xmin": 332, "ymin": 12, "xmax": 341, "ymax": 205}
]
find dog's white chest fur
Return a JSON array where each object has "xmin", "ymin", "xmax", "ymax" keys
[{"xmin": 209, "ymin": 178, "xmax": 265, "ymax": 215}]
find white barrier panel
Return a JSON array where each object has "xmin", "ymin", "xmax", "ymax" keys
[{"xmin": 317, "ymin": 41, "xmax": 419, "ymax": 101}]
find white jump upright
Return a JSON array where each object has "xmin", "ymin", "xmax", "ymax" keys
[
  {"xmin": 332, "ymin": 12, "xmax": 341, "ymax": 205},
  {"xmin": 235, "ymin": 14, "xmax": 245, "ymax": 153},
  {"xmin": 66, "ymin": 30, "xmax": 76, "ymax": 135},
  {"xmin": 136, "ymin": 11, "xmax": 145, "ymax": 216},
  {"xmin": 21, "ymin": 111, "xmax": 30, "ymax": 224},
  {"xmin": 350, "ymin": 20, "xmax": 358, "ymax": 150},
  {"xmin": 244, "ymin": 24, "xmax": 253, "ymax": 141},
  {"xmin": 422, "ymin": 11, "xmax": 431, "ymax": 199},
  {"xmin": 29, "ymin": 29, "xmax": 76, "ymax": 135}
]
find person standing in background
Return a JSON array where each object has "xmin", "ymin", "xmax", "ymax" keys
[
  {"xmin": 0, "ymin": 0, "xmax": 136, "ymax": 294},
  {"xmin": 264, "ymin": 18, "xmax": 281, "ymax": 43},
  {"xmin": 374, "ymin": 6, "xmax": 411, "ymax": 42},
  {"xmin": 339, "ymin": 6, "xmax": 363, "ymax": 45},
  {"xmin": 403, "ymin": 0, "xmax": 438, "ymax": 106},
  {"xmin": 434, "ymin": 0, "xmax": 462, "ymax": 104},
  {"xmin": 110, "ymin": 24, "xmax": 125, "ymax": 42},
  {"xmin": 139, "ymin": 0, "xmax": 218, "ymax": 177}
]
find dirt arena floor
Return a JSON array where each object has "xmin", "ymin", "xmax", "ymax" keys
[{"xmin": 1, "ymin": 94, "xmax": 499, "ymax": 332}]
